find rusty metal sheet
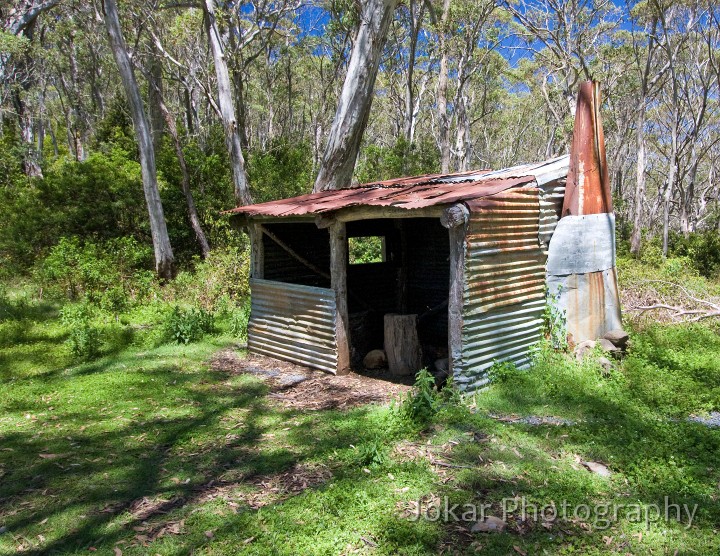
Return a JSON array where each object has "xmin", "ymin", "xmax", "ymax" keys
[
  {"xmin": 454, "ymin": 188, "xmax": 546, "ymax": 390},
  {"xmin": 248, "ymin": 278, "xmax": 338, "ymax": 373},
  {"xmin": 546, "ymin": 268, "xmax": 622, "ymax": 343},
  {"xmin": 227, "ymin": 176, "xmax": 535, "ymax": 217},
  {"xmin": 225, "ymin": 155, "xmax": 570, "ymax": 219},
  {"xmin": 538, "ymin": 177, "xmax": 566, "ymax": 251},
  {"xmin": 455, "ymin": 298, "xmax": 546, "ymax": 391},
  {"xmin": 546, "ymin": 214, "xmax": 616, "ymax": 275},
  {"xmin": 563, "ymin": 81, "xmax": 612, "ymax": 216}
]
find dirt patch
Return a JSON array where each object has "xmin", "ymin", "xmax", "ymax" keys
[
  {"xmin": 245, "ymin": 462, "xmax": 332, "ymax": 508},
  {"xmin": 210, "ymin": 351, "xmax": 411, "ymax": 411}
]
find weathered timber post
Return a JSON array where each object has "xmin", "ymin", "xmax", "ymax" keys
[
  {"xmin": 384, "ymin": 314, "xmax": 422, "ymax": 376},
  {"xmin": 248, "ymin": 223, "xmax": 264, "ymax": 279},
  {"xmin": 330, "ymin": 222, "xmax": 351, "ymax": 374},
  {"xmin": 441, "ymin": 203, "xmax": 469, "ymax": 378}
]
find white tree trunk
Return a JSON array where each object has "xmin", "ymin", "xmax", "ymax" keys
[
  {"xmin": 313, "ymin": 0, "xmax": 399, "ymax": 192},
  {"xmin": 436, "ymin": 0, "xmax": 451, "ymax": 174},
  {"xmin": 102, "ymin": 0, "xmax": 175, "ymax": 279},
  {"xmin": 630, "ymin": 106, "xmax": 646, "ymax": 255},
  {"xmin": 203, "ymin": 0, "xmax": 253, "ymax": 205}
]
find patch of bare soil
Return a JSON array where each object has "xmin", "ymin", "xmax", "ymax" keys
[
  {"xmin": 210, "ymin": 351, "xmax": 410, "ymax": 411},
  {"xmin": 122, "ymin": 463, "xmax": 333, "ymax": 548},
  {"xmin": 244, "ymin": 462, "xmax": 332, "ymax": 508}
]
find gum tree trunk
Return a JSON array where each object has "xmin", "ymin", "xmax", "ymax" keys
[
  {"xmin": 203, "ymin": 0, "xmax": 253, "ymax": 205},
  {"xmin": 313, "ymin": 0, "xmax": 399, "ymax": 192},
  {"xmin": 102, "ymin": 0, "xmax": 175, "ymax": 279},
  {"xmin": 436, "ymin": 0, "xmax": 451, "ymax": 173}
]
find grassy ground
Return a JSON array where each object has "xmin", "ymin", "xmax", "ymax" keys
[{"xmin": 1, "ymin": 285, "xmax": 719, "ymax": 554}]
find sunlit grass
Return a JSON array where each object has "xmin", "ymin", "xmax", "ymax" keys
[{"xmin": 1, "ymin": 286, "xmax": 719, "ymax": 554}]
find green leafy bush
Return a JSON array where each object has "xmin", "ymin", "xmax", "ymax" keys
[
  {"xmin": 61, "ymin": 302, "xmax": 101, "ymax": 360},
  {"xmin": 37, "ymin": 236, "xmax": 155, "ymax": 308},
  {"xmin": 348, "ymin": 236, "xmax": 384, "ymax": 264},
  {"xmin": 164, "ymin": 305, "xmax": 214, "ymax": 344},
  {"xmin": 229, "ymin": 300, "xmax": 251, "ymax": 340},
  {"xmin": 671, "ymin": 231, "xmax": 720, "ymax": 279},
  {"xmin": 543, "ymin": 287, "xmax": 568, "ymax": 349},
  {"xmin": 247, "ymin": 138, "xmax": 313, "ymax": 203},
  {"xmin": 356, "ymin": 438, "xmax": 389, "ymax": 468},
  {"xmin": 487, "ymin": 360, "xmax": 521, "ymax": 384},
  {"xmin": 355, "ymin": 137, "xmax": 439, "ymax": 184},
  {"xmin": 397, "ymin": 368, "xmax": 441, "ymax": 425},
  {"xmin": 168, "ymin": 246, "xmax": 250, "ymax": 312}
]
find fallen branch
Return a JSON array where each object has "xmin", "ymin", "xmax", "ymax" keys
[{"xmin": 630, "ymin": 280, "xmax": 720, "ymax": 321}]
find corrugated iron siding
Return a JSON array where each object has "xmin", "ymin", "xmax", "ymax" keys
[
  {"xmin": 248, "ymin": 278, "xmax": 338, "ymax": 373},
  {"xmin": 538, "ymin": 178, "xmax": 566, "ymax": 252},
  {"xmin": 457, "ymin": 187, "xmax": 546, "ymax": 390}
]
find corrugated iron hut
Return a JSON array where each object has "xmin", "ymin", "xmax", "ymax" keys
[{"xmin": 227, "ymin": 81, "xmax": 621, "ymax": 391}]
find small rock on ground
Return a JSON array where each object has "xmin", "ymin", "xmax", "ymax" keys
[
  {"xmin": 582, "ymin": 461, "xmax": 612, "ymax": 477},
  {"xmin": 596, "ymin": 338, "xmax": 620, "ymax": 354},
  {"xmin": 597, "ymin": 356, "xmax": 614, "ymax": 373},
  {"xmin": 574, "ymin": 340, "xmax": 596, "ymax": 360},
  {"xmin": 603, "ymin": 329, "xmax": 629, "ymax": 349},
  {"xmin": 471, "ymin": 516, "xmax": 507, "ymax": 533}
]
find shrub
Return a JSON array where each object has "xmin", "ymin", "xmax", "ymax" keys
[
  {"xmin": 355, "ymin": 137, "xmax": 439, "ymax": 184},
  {"xmin": 671, "ymin": 231, "xmax": 720, "ymax": 279},
  {"xmin": 168, "ymin": 246, "xmax": 250, "ymax": 312},
  {"xmin": 396, "ymin": 368, "xmax": 441, "ymax": 425},
  {"xmin": 37, "ymin": 236, "xmax": 155, "ymax": 308},
  {"xmin": 61, "ymin": 303, "xmax": 101, "ymax": 360},
  {"xmin": 543, "ymin": 287, "xmax": 568, "ymax": 349},
  {"xmin": 229, "ymin": 300, "xmax": 251, "ymax": 341},
  {"xmin": 163, "ymin": 305, "xmax": 214, "ymax": 344},
  {"xmin": 356, "ymin": 438, "xmax": 389, "ymax": 468},
  {"xmin": 487, "ymin": 360, "xmax": 521, "ymax": 384}
]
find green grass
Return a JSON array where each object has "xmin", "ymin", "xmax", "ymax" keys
[{"xmin": 1, "ymin": 287, "xmax": 719, "ymax": 555}]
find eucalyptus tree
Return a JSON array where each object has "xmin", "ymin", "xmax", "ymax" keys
[
  {"xmin": 504, "ymin": 0, "xmax": 619, "ymax": 152},
  {"xmin": 102, "ymin": 0, "xmax": 175, "ymax": 278},
  {"xmin": 2, "ymin": 0, "xmax": 61, "ymax": 176},
  {"xmin": 314, "ymin": 0, "xmax": 400, "ymax": 191}
]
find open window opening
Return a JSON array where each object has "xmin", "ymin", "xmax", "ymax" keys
[
  {"xmin": 349, "ymin": 236, "xmax": 386, "ymax": 264},
  {"xmin": 260, "ymin": 222, "xmax": 331, "ymax": 288},
  {"xmin": 347, "ymin": 218, "xmax": 449, "ymax": 375}
]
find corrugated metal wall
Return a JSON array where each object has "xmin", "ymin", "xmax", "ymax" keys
[
  {"xmin": 456, "ymin": 187, "xmax": 548, "ymax": 390},
  {"xmin": 538, "ymin": 178, "xmax": 566, "ymax": 252},
  {"xmin": 248, "ymin": 278, "xmax": 338, "ymax": 373}
]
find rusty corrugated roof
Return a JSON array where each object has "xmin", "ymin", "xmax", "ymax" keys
[{"xmin": 226, "ymin": 156, "xmax": 570, "ymax": 218}]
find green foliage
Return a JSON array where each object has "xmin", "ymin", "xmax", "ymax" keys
[
  {"xmin": 396, "ymin": 368, "xmax": 441, "ymax": 426},
  {"xmin": 356, "ymin": 437, "xmax": 389, "ymax": 468},
  {"xmin": 0, "ymin": 143, "xmax": 150, "ymax": 270},
  {"xmin": 229, "ymin": 299, "xmax": 251, "ymax": 340},
  {"xmin": 37, "ymin": 236, "xmax": 155, "ymax": 310},
  {"xmin": 355, "ymin": 137, "xmax": 439, "ymax": 184},
  {"xmin": 247, "ymin": 139, "xmax": 314, "ymax": 203},
  {"xmin": 163, "ymin": 305, "xmax": 214, "ymax": 344},
  {"xmin": 671, "ymin": 231, "xmax": 720, "ymax": 279},
  {"xmin": 543, "ymin": 286, "xmax": 568, "ymax": 349},
  {"xmin": 168, "ymin": 246, "xmax": 250, "ymax": 312},
  {"xmin": 487, "ymin": 359, "xmax": 521, "ymax": 384},
  {"xmin": 60, "ymin": 302, "xmax": 101, "ymax": 360},
  {"xmin": 348, "ymin": 236, "xmax": 383, "ymax": 264}
]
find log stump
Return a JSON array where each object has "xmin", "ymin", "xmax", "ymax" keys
[{"xmin": 384, "ymin": 313, "xmax": 422, "ymax": 377}]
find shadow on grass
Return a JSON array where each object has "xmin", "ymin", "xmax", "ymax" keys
[{"xmin": 0, "ymin": 348, "xmax": 415, "ymax": 555}]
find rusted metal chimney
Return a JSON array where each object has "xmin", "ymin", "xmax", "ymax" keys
[
  {"xmin": 563, "ymin": 81, "xmax": 613, "ymax": 217},
  {"xmin": 546, "ymin": 81, "xmax": 622, "ymax": 344}
]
